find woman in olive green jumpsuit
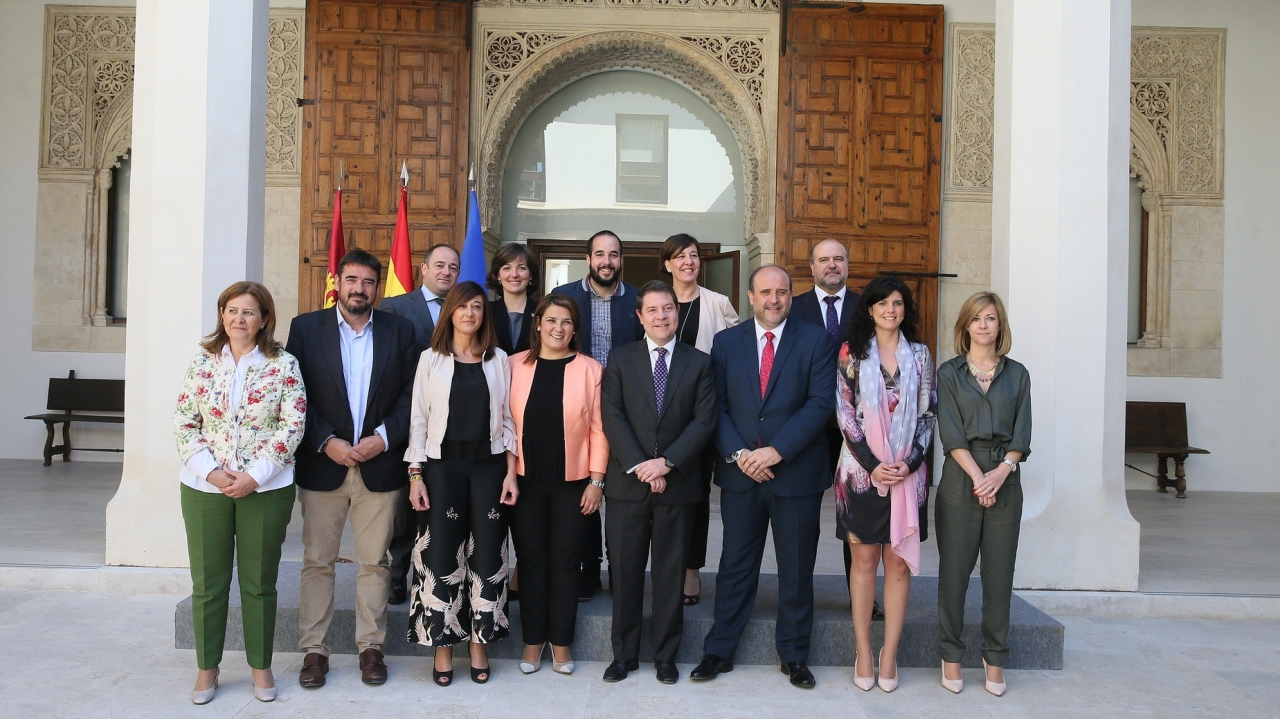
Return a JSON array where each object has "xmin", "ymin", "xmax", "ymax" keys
[{"xmin": 935, "ymin": 292, "xmax": 1031, "ymax": 697}]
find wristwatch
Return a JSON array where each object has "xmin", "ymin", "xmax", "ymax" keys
[
  {"xmin": 727, "ymin": 449, "xmax": 746, "ymax": 463},
  {"xmin": 589, "ymin": 478, "xmax": 605, "ymax": 490},
  {"xmin": 1002, "ymin": 458, "xmax": 1017, "ymax": 471},
  {"xmin": 663, "ymin": 458, "xmax": 676, "ymax": 470}
]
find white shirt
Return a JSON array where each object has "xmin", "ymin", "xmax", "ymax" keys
[
  {"xmin": 180, "ymin": 345, "xmax": 294, "ymax": 493},
  {"xmin": 644, "ymin": 335, "xmax": 676, "ymax": 374},
  {"xmin": 335, "ymin": 307, "xmax": 389, "ymax": 450},
  {"xmin": 420, "ymin": 285, "xmax": 444, "ymax": 325},
  {"xmin": 813, "ymin": 285, "xmax": 847, "ymax": 326},
  {"xmin": 754, "ymin": 318, "xmax": 786, "ymax": 366}
]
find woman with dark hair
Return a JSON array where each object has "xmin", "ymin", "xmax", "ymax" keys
[
  {"xmin": 173, "ymin": 281, "xmax": 306, "ymax": 705},
  {"xmin": 487, "ymin": 243, "xmax": 539, "ymax": 355},
  {"xmin": 508, "ymin": 294, "xmax": 608, "ymax": 676},
  {"xmin": 836, "ymin": 276, "xmax": 936, "ymax": 693},
  {"xmin": 404, "ymin": 281, "xmax": 519, "ymax": 686},
  {"xmin": 657, "ymin": 233, "xmax": 738, "ymax": 604},
  {"xmin": 936, "ymin": 292, "xmax": 1030, "ymax": 697}
]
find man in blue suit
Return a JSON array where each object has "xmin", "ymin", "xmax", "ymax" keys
[
  {"xmin": 689, "ymin": 264, "xmax": 835, "ymax": 690},
  {"xmin": 552, "ymin": 230, "xmax": 645, "ymax": 600}
]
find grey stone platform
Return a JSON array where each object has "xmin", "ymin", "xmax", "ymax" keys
[{"xmin": 176, "ymin": 561, "xmax": 1062, "ymax": 669}]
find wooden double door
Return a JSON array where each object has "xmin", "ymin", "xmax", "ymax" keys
[
  {"xmin": 776, "ymin": 3, "xmax": 944, "ymax": 351},
  {"xmin": 298, "ymin": 0, "xmax": 471, "ymax": 313}
]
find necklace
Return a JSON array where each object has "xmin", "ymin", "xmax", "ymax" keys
[{"xmin": 966, "ymin": 356, "xmax": 998, "ymax": 378}]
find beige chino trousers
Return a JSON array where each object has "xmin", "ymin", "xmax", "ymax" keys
[{"xmin": 298, "ymin": 466, "xmax": 403, "ymax": 655}]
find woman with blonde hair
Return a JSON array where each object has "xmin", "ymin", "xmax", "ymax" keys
[
  {"xmin": 173, "ymin": 281, "xmax": 306, "ymax": 705},
  {"xmin": 935, "ymin": 291, "xmax": 1031, "ymax": 697}
]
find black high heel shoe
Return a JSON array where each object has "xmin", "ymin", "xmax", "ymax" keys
[
  {"xmin": 433, "ymin": 667, "xmax": 453, "ymax": 686},
  {"xmin": 470, "ymin": 664, "xmax": 490, "ymax": 684}
]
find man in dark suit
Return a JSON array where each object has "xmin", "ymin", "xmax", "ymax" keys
[
  {"xmin": 376, "ymin": 242, "xmax": 458, "ymax": 603},
  {"xmin": 552, "ymin": 230, "xmax": 645, "ymax": 600},
  {"xmin": 600, "ymin": 281, "xmax": 716, "ymax": 685},
  {"xmin": 788, "ymin": 238, "xmax": 878, "ymax": 618},
  {"xmin": 286, "ymin": 249, "xmax": 419, "ymax": 689},
  {"xmin": 690, "ymin": 264, "xmax": 836, "ymax": 690}
]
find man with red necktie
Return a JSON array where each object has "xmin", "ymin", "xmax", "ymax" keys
[{"xmin": 691, "ymin": 264, "xmax": 836, "ymax": 690}]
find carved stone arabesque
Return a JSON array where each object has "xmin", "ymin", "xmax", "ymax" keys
[
  {"xmin": 267, "ymin": 12, "xmax": 305, "ymax": 175},
  {"xmin": 42, "ymin": 10, "xmax": 135, "ymax": 169},
  {"xmin": 943, "ymin": 24, "xmax": 994, "ymax": 199},
  {"xmin": 476, "ymin": 31, "xmax": 770, "ymax": 240},
  {"xmin": 483, "ymin": 31, "xmax": 572, "ymax": 110},
  {"xmin": 475, "ymin": 0, "xmax": 779, "ymax": 11},
  {"xmin": 680, "ymin": 35, "xmax": 766, "ymax": 112}
]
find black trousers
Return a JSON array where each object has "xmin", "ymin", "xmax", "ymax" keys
[
  {"xmin": 511, "ymin": 477, "xmax": 587, "ymax": 646},
  {"xmin": 607, "ymin": 496, "xmax": 694, "ymax": 663},
  {"xmin": 703, "ymin": 482, "xmax": 823, "ymax": 664},
  {"xmin": 581, "ymin": 506, "xmax": 604, "ymax": 580},
  {"xmin": 406, "ymin": 455, "xmax": 509, "ymax": 647},
  {"xmin": 685, "ymin": 446, "xmax": 718, "ymax": 571}
]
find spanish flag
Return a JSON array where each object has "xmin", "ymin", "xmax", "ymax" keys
[
  {"xmin": 385, "ymin": 162, "xmax": 413, "ymax": 298},
  {"xmin": 323, "ymin": 184, "xmax": 345, "ymax": 309}
]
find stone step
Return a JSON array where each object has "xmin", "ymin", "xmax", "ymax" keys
[{"xmin": 175, "ymin": 561, "xmax": 1063, "ymax": 669}]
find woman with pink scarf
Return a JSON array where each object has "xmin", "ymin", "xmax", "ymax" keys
[{"xmin": 834, "ymin": 276, "xmax": 936, "ymax": 693}]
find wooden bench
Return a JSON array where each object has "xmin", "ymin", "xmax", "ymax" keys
[
  {"xmin": 24, "ymin": 370, "xmax": 124, "ymax": 466},
  {"xmin": 1124, "ymin": 401, "xmax": 1209, "ymax": 498}
]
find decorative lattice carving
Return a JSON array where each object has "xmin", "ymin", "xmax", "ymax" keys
[
  {"xmin": 1131, "ymin": 29, "xmax": 1224, "ymax": 196},
  {"xmin": 477, "ymin": 0, "xmax": 778, "ymax": 10},
  {"xmin": 1131, "ymin": 80, "xmax": 1173, "ymax": 150},
  {"xmin": 483, "ymin": 31, "xmax": 572, "ymax": 110},
  {"xmin": 42, "ymin": 10, "xmax": 136, "ymax": 169},
  {"xmin": 267, "ymin": 12, "xmax": 305, "ymax": 174},
  {"xmin": 943, "ymin": 25, "xmax": 994, "ymax": 198},
  {"xmin": 679, "ymin": 36, "xmax": 766, "ymax": 112}
]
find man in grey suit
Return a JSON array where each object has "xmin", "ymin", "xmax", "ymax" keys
[
  {"xmin": 600, "ymin": 280, "xmax": 717, "ymax": 685},
  {"xmin": 376, "ymin": 242, "xmax": 458, "ymax": 604}
]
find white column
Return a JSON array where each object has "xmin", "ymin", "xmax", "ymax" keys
[
  {"xmin": 107, "ymin": 0, "xmax": 269, "ymax": 567},
  {"xmin": 991, "ymin": 0, "xmax": 1140, "ymax": 590}
]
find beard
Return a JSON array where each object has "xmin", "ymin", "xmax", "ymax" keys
[
  {"xmin": 340, "ymin": 292, "xmax": 372, "ymax": 316},
  {"xmin": 588, "ymin": 264, "xmax": 618, "ymax": 288}
]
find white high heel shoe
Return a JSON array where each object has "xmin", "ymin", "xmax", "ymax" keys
[
  {"xmin": 940, "ymin": 661, "xmax": 964, "ymax": 694},
  {"xmin": 550, "ymin": 644, "xmax": 575, "ymax": 675},
  {"xmin": 519, "ymin": 644, "xmax": 543, "ymax": 674},
  {"xmin": 983, "ymin": 659, "xmax": 1007, "ymax": 697},
  {"xmin": 191, "ymin": 668, "xmax": 218, "ymax": 705},
  {"xmin": 876, "ymin": 648, "xmax": 898, "ymax": 693},
  {"xmin": 852, "ymin": 652, "xmax": 876, "ymax": 691}
]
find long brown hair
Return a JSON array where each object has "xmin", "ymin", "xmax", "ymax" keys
[
  {"xmin": 523, "ymin": 293, "xmax": 581, "ymax": 365},
  {"xmin": 200, "ymin": 281, "xmax": 281, "ymax": 357},
  {"xmin": 429, "ymin": 281, "xmax": 498, "ymax": 360}
]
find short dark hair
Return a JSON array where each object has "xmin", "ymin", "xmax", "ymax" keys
[
  {"xmin": 423, "ymin": 243, "xmax": 459, "ymax": 266},
  {"xmin": 636, "ymin": 280, "xmax": 678, "ymax": 311},
  {"xmin": 338, "ymin": 248, "xmax": 382, "ymax": 279},
  {"xmin": 748, "ymin": 263, "xmax": 791, "ymax": 292},
  {"xmin": 658, "ymin": 234, "xmax": 700, "ymax": 276},
  {"xmin": 487, "ymin": 243, "xmax": 540, "ymax": 294},
  {"xmin": 586, "ymin": 230, "xmax": 621, "ymax": 256},
  {"xmin": 847, "ymin": 276, "xmax": 923, "ymax": 360},
  {"xmin": 429, "ymin": 281, "xmax": 499, "ymax": 360}
]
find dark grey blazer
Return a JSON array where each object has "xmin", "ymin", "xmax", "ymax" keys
[
  {"xmin": 378, "ymin": 288, "xmax": 438, "ymax": 356},
  {"xmin": 600, "ymin": 340, "xmax": 716, "ymax": 505}
]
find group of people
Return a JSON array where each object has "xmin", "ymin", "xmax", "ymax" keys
[{"xmin": 173, "ymin": 230, "xmax": 1031, "ymax": 706}]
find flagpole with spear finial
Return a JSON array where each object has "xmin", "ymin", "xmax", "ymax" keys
[{"xmin": 386, "ymin": 159, "xmax": 414, "ymax": 298}]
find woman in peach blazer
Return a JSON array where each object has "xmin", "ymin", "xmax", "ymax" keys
[{"xmin": 507, "ymin": 293, "xmax": 608, "ymax": 676}]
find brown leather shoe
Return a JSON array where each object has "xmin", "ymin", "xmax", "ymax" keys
[
  {"xmin": 298, "ymin": 652, "xmax": 329, "ymax": 688},
  {"xmin": 360, "ymin": 648, "xmax": 388, "ymax": 685}
]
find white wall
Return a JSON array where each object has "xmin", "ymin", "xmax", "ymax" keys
[{"xmin": 1124, "ymin": 0, "xmax": 1280, "ymax": 492}]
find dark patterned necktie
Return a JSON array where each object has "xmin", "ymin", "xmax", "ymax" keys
[
  {"xmin": 653, "ymin": 346, "xmax": 668, "ymax": 457},
  {"xmin": 824, "ymin": 295, "xmax": 839, "ymax": 337}
]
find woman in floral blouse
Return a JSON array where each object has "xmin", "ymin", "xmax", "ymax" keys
[{"xmin": 173, "ymin": 281, "xmax": 306, "ymax": 706}]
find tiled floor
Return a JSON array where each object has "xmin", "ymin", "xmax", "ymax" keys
[{"xmin": 2, "ymin": 588, "xmax": 1278, "ymax": 718}]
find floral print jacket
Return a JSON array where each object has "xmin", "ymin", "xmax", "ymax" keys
[{"xmin": 173, "ymin": 347, "xmax": 307, "ymax": 493}]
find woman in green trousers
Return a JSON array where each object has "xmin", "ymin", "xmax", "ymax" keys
[
  {"xmin": 935, "ymin": 291, "xmax": 1031, "ymax": 698},
  {"xmin": 173, "ymin": 281, "xmax": 307, "ymax": 705}
]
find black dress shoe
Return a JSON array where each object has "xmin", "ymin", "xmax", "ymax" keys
[
  {"xmin": 388, "ymin": 576, "xmax": 408, "ymax": 605},
  {"xmin": 781, "ymin": 661, "xmax": 815, "ymax": 689},
  {"xmin": 602, "ymin": 659, "xmax": 638, "ymax": 682},
  {"xmin": 689, "ymin": 654, "xmax": 733, "ymax": 681},
  {"xmin": 654, "ymin": 661, "xmax": 679, "ymax": 684},
  {"xmin": 578, "ymin": 574, "xmax": 602, "ymax": 603},
  {"xmin": 872, "ymin": 600, "xmax": 885, "ymax": 621}
]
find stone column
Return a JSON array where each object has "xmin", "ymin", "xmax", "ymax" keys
[
  {"xmin": 106, "ymin": 0, "xmax": 270, "ymax": 567},
  {"xmin": 990, "ymin": 0, "xmax": 1140, "ymax": 590}
]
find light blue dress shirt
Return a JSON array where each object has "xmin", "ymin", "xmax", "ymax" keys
[
  {"xmin": 421, "ymin": 285, "xmax": 444, "ymax": 325},
  {"xmin": 335, "ymin": 307, "xmax": 388, "ymax": 450}
]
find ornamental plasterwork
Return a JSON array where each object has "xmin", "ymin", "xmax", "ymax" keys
[
  {"xmin": 477, "ymin": 30, "xmax": 771, "ymax": 238},
  {"xmin": 680, "ymin": 36, "xmax": 766, "ymax": 112},
  {"xmin": 943, "ymin": 24, "xmax": 994, "ymax": 200},
  {"xmin": 483, "ymin": 32, "xmax": 572, "ymax": 111},
  {"xmin": 1131, "ymin": 28, "xmax": 1225, "ymax": 197},
  {"xmin": 267, "ymin": 11, "xmax": 305, "ymax": 177},
  {"xmin": 475, "ymin": 0, "xmax": 779, "ymax": 12}
]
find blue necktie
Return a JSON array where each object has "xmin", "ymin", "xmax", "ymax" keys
[
  {"xmin": 824, "ymin": 295, "xmax": 840, "ymax": 337},
  {"xmin": 653, "ymin": 346, "xmax": 668, "ymax": 456}
]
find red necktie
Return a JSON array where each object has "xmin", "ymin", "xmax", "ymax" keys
[{"xmin": 759, "ymin": 331, "xmax": 775, "ymax": 398}]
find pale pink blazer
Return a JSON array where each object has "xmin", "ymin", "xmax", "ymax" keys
[{"xmin": 508, "ymin": 351, "xmax": 609, "ymax": 481}]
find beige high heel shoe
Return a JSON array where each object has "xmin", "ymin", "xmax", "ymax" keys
[
  {"xmin": 876, "ymin": 648, "xmax": 898, "ymax": 693},
  {"xmin": 519, "ymin": 644, "xmax": 543, "ymax": 674},
  {"xmin": 983, "ymin": 659, "xmax": 1007, "ymax": 697},
  {"xmin": 940, "ymin": 661, "xmax": 964, "ymax": 694},
  {"xmin": 852, "ymin": 652, "xmax": 876, "ymax": 691},
  {"xmin": 550, "ymin": 644, "xmax": 575, "ymax": 675},
  {"xmin": 191, "ymin": 668, "xmax": 219, "ymax": 705}
]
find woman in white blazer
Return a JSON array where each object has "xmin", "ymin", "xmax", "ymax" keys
[
  {"xmin": 404, "ymin": 281, "xmax": 519, "ymax": 687},
  {"xmin": 659, "ymin": 233, "xmax": 739, "ymax": 603}
]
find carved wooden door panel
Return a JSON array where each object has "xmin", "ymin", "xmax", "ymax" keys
[
  {"xmin": 299, "ymin": 0, "xmax": 470, "ymax": 313},
  {"xmin": 777, "ymin": 3, "xmax": 943, "ymax": 351}
]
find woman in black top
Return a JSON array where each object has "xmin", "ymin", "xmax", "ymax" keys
[
  {"xmin": 404, "ymin": 282, "xmax": 519, "ymax": 687},
  {"xmin": 488, "ymin": 243, "xmax": 538, "ymax": 355}
]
